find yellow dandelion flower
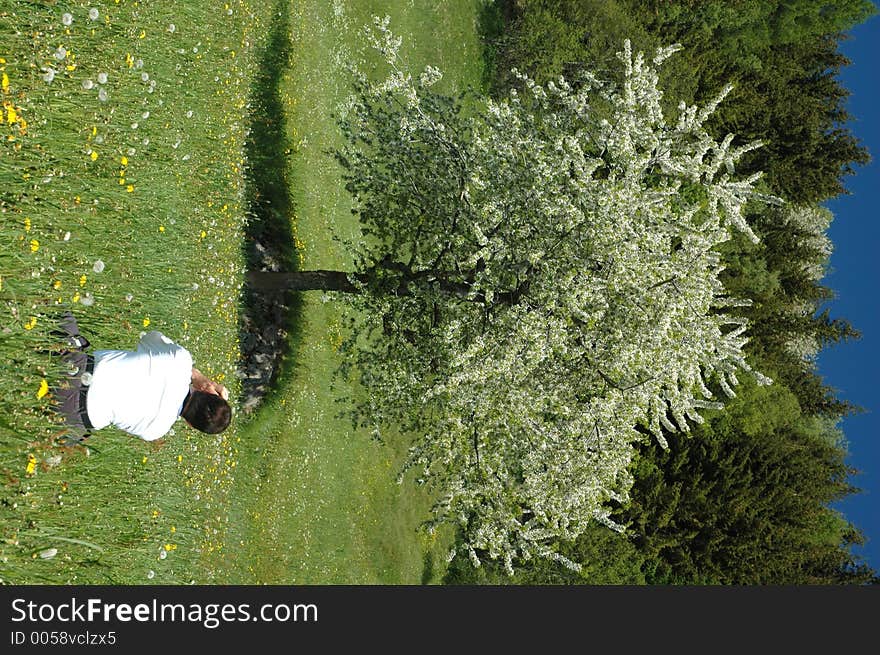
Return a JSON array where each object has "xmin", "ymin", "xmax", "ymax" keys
[
  {"xmin": 170, "ymin": 526, "xmax": 176, "ymax": 534},
  {"xmin": 79, "ymin": 275, "xmax": 87, "ymax": 287},
  {"xmin": 1, "ymin": 73, "xmax": 8, "ymax": 92},
  {"xmin": 142, "ymin": 456, "xmax": 147, "ymax": 464},
  {"xmin": 200, "ymin": 230, "xmax": 207, "ymax": 239},
  {"xmin": 24, "ymin": 217, "xmax": 30, "ymax": 232},
  {"xmin": 126, "ymin": 184, "xmax": 134, "ymax": 193},
  {"xmin": 7, "ymin": 105, "xmax": 16, "ymax": 124},
  {"xmin": 91, "ymin": 126, "xmax": 97, "ymax": 137},
  {"xmin": 90, "ymin": 151, "xmax": 98, "ymax": 161},
  {"xmin": 25, "ymin": 454, "xmax": 37, "ymax": 476},
  {"xmin": 120, "ymin": 156, "xmax": 128, "ymax": 166},
  {"xmin": 74, "ymin": 196, "xmax": 81, "ymax": 204},
  {"xmin": 24, "ymin": 316, "xmax": 37, "ymax": 330},
  {"xmin": 159, "ymin": 225, "xmax": 165, "ymax": 233},
  {"xmin": 139, "ymin": 31, "xmax": 146, "ymax": 39},
  {"xmin": 119, "ymin": 178, "xmax": 126, "ymax": 185},
  {"xmin": 37, "ymin": 379, "xmax": 49, "ymax": 399},
  {"xmin": 0, "ymin": 275, "xmax": 3, "ymax": 291},
  {"xmin": 143, "ymin": 317, "xmax": 150, "ymax": 328},
  {"xmin": 29, "ymin": 239, "xmax": 38, "ymax": 252},
  {"xmin": 177, "ymin": 454, "xmax": 183, "ymax": 462},
  {"xmin": 72, "ymin": 292, "xmax": 80, "ymax": 303},
  {"xmin": 53, "ymin": 280, "xmax": 62, "ymax": 289}
]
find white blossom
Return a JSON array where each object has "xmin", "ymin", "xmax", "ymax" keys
[{"xmin": 333, "ymin": 26, "xmax": 776, "ymax": 573}]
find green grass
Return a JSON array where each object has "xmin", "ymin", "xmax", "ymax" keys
[
  {"xmin": 1, "ymin": 0, "xmax": 487, "ymax": 584},
  {"xmin": 0, "ymin": 0, "xmax": 271, "ymax": 584},
  {"xmin": 216, "ymin": 0, "xmax": 488, "ymax": 584}
]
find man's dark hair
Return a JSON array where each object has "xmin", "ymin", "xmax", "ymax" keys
[{"xmin": 181, "ymin": 391, "xmax": 232, "ymax": 434}]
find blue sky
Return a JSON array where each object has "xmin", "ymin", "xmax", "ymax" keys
[{"xmin": 820, "ymin": 8, "xmax": 879, "ymax": 576}]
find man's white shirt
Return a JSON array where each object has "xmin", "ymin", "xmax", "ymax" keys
[{"xmin": 87, "ymin": 331, "xmax": 192, "ymax": 440}]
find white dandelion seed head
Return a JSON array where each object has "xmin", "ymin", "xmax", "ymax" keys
[
  {"xmin": 159, "ymin": 550, "xmax": 167, "ymax": 560},
  {"xmin": 193, "ymin": 47, "xmax": 199, "ymax": 53},
  {"xmin": 98, "ymin": 88, "xmax": 108, "ymax": 102},
  {"xmin": 127, "ymin": 147, "xmax": 136, "ymax": 156},
  {"xmin": 125, "ymin": 293, "xmax": 133, "ymax": 302},
  {"xmin": 167, "ymin": 24, "xmax": 176, "ymax": 33},
  {"xmin": 82, "ymin": 79, "xmax": 94, "ymax": 90},
  {"xmin": 142, "ymin": 111, "xmax": 150, "ymax": 119},
  {"xmin": 135, "ymin": 58, "xmax": 144, "ymax": 69},
  {"xmin": 80, "ymin": 294, "xmax": 94, "ymax": 307},
  {"xmin": 88, "ymin": 8, "xmax": 99, "ymax": 21},
  {"xmin": 141, "ymin": 72, "xmax": 149, "ymax": 82},
  {"xmin": 53, "ymin": 46, "xmax": 67, "ymax": 60},
  {"xmin": 94, "ymin": 135, "xmax": 104, "ymax": 144},
  {"xmin": 191, "ymin": 283, "xmax": 199, "ymax": 291},
  {"xmin": 186, "ymin": 110, "xmax": 193, "ymax": 118},
  {"xmin": 131, "ymin": 122, "xmax": 139, "ymax": 130},
  {"xmin": 62, "ymin": 13, "xmax": 73, "ymax": 26},
  {"xmin": 39, "ymin": 548, "xmax": 58, "ymax": 559},
  {"xmin": 92, "ymin": 259, "xmax": 105, "ymax": 273},
  {"xmin": 142, "ymin": 137, "xmax": 150, "ymax": 146},
  {"xmin": 63, "ymin": 231, "xmax": 71, "ymax": 241},
  {"xmin": 172, "ymin": 139, "xmax": 181, "ymax": 149},
  {"xmin": 42, "ymin": 67, "xmax": 56, "ymax": 83},
  {"xmin": 147, "ymin": 570, "xmax": 155, "ymax": 579},
  {"xmin": 97, "ymin": 72, "xmax": 108, "ymax": 84}
]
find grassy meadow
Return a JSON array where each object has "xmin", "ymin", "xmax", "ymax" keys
[
  {"xmin": 216, "ymin": 0, "xmax": 488, "ymax": 584},
  {"xmin": 1, "ymin": 0, "xmax": 486, "ymax": 584}
]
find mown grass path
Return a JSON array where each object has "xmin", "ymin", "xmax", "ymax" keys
[{"xmin": 216, "ymin": 0, "xmax": 487, "ymax": 583}]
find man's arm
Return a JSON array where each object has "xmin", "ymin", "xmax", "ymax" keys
[{"xmin": 191, "ymin": 367, "xmax": 229, "ymax": 400}]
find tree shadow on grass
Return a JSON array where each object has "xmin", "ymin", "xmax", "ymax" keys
[{"xmin": 238, "ymin": 0, "xmax": 304, "ymax": 413}]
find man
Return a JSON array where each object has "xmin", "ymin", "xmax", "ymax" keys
[{"xmin": 51, "ymin": 312, "xmax": 231, "ymax": 444}]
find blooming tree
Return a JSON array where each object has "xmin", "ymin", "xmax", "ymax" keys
[{"xmin": 251, "ymin": 19, "xmax": 776, "ymax": 573}]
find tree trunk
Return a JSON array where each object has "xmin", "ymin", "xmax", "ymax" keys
[
  {"xmin": 247, "ymin": 266, "xmax": 530, "ymax": 305},
  {"xmin": 246, "ymin": 270, "xmax": 359, "ymax": 293}
]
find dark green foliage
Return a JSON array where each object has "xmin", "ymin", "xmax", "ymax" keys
[
  {"xmin": 704, "ymin": 35, "xmax": 870, "ymax": 202},
  {"xmin": 620, "ymin": 385, "xmax": 876, "ymax": 584},
  {"xmin": 451, "ymin": 0, "xmax": 878, "ymax": 584}
]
